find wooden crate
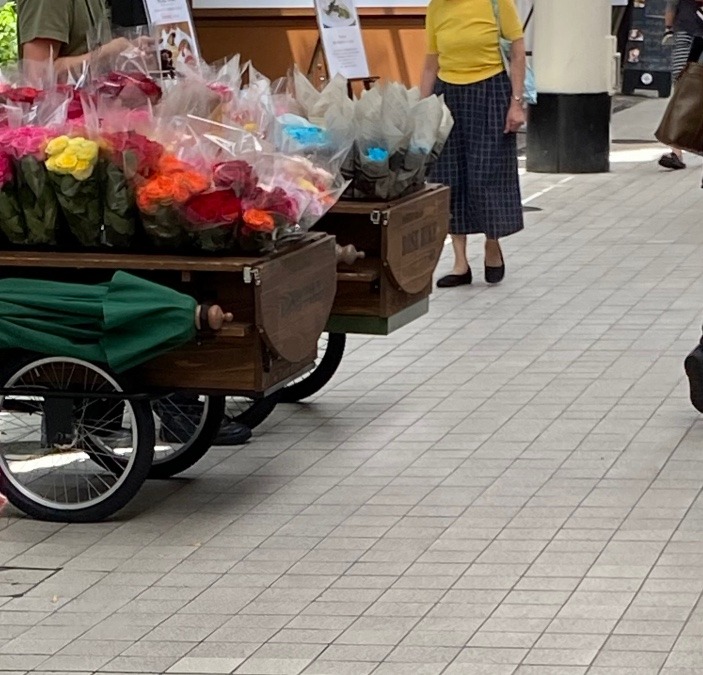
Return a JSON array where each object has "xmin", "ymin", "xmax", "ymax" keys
[
  {"xmin": 315, "ymin": 185, "xmax": 450, "ymax": 335},
  {"xmin": 0, "ymin": 234, "xmax": 337, "ymax": 396}
]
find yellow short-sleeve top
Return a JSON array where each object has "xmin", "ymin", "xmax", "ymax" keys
[{"xmin": 426, "ymin": 0, "xmax": 524, "ymax": 85}]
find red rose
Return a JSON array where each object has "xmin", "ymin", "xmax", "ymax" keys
[
  {"xmin": 213, "ymin": 160, "xmax": 258, "ymax": 196},
  {"xmin": 209, "ymin": 83, "xmax": 234, "ymax": 103},
  {"xmin": 0, "ymin": 87, "xmax": 41, "ymax": 105},
  {"xmin": 184, "ymin": 190, "xmax": 242, "ymax": 229},
  {"xmin": 51, "ymin": 85, "xmax": 86, "ymax": 120},
  {"xmin": 103, "ymin": 131, "xmax": 164, "ymax": 177},
  {"xmin": 244, "ymin": 186, "xmax": 298, "ymax": 223},
  {"xmin": 96, "ymin": 71, "xmax": 162, "ymax": 108}
]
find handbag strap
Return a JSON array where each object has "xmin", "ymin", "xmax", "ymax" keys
[{"xmin": 490, "ymin": 0, "xmax": 504, "ymax": 39}]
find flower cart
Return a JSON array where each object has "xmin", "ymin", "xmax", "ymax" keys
[
  {"xmin": 281, "ymin": 184, "xmax": 450, "ymax": 402},
  {"xmin": 0, "ymin": 234, "xmax": 337, "ymax": 522},
  {"xmin": 0, "ymin": 38, "xmax": 454, "ymax": 520}
]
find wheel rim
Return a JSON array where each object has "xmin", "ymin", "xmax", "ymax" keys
[
  {"xmin": 225, "ymin": 396, "xmax": 265, "ymax": 420},
  {"xmin": 286, "ymin": 334, "xmax": 329, "ymax": 387},
  {"xmin": 0, "ymin": 357, "xmax": 140, "ymax": 512},
  {"xmin": 152, "ymin": 394, "xmax": 210, "ymax": 466}
]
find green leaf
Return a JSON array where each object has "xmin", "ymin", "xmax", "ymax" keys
[
  {"xmin": 16, "ymin": 156, "xmax": 58, "ymax": 245},
  {"xmin": 0, "ymin": 3, "xmax": 18, "ymax": 67},
  {"xmin": 0, "ymin": 185, "xmax": 27, "ymax": 244},
  {"xmin": 102, "ymin": 161, "xmax": 136, "ymax": 247},
  {"xmin": 48, "ymin": 171, "xmax": 102, "ymax": 247}
]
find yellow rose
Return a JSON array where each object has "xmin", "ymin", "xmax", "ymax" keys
[
  {"xmin": 297, "ymin": 178, "xmax": 318, "ymax": 193},
  {"xmin": 53, "ymin": 152, "xmax": 79, "ymax": 173},
  {"xmin": 45, "ymin": 136, "xmax": 71, "ymax": 157},
  {"xmin": 71, "ymin": 160, "xmax": 95, "ymax": 181},
  {"xmin": 64, "ymin": 138, "xmax": 97, "ymax": 158},
  {"xmin": 73, "ymin": 142, "xmax": 98, "ymax": 163}
]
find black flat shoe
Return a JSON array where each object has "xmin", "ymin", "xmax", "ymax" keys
[
  {"xmin": 214, "ymin": 419, "xmax": 253, "ymax": 446},
  {"xmin": 437, "ymin": 268, "xmax": 472, "ymax": 288},
  {"xmin": 485, "ymin": 250, "xmax": 505, "ymax": 284},
  {"xmin": 658, "ymin": 152, "xmax": 686, "ymax": 170},
  {"xmin": 685, "ymin": 345, "xmax": 703, "ymax": 413}
]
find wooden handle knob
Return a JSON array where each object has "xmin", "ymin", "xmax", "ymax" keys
[{"xmin": 336, "ymin": 244, "xmax": 366, "ymax": 266}]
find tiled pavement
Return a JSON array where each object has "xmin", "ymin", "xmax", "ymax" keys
[{"xmin": 2, "ymin": 98, "xmax": 703, "ymax": 674}]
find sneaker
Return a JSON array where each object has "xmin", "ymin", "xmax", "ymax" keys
[{"xmin": 658, "ymin": 152, "xmax": 686, "ymax": 170}]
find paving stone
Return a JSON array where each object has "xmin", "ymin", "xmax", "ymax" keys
[{"xmin": 2, "ymin": 96, "xmax": 703, "ymax": 675}]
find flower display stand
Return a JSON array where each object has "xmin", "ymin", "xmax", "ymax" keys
[
  {"xmin": 0, "ymin": 233, "xmax": 337, "ymax": 396},
  {"xmin": 316, "ymin": 184, "xmax": 450, "ymax": 335}
]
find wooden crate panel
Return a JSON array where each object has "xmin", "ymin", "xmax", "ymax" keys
[
  {"xmin": 256, "ymin": 235, "xmax": 337, "ymax": 364},
  {"xmin": 383, "ymin": 187, "xmax": 449, "ymax": 295}
]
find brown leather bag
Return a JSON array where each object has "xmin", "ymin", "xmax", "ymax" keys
[{"xmin": 655, "ymin": 62, "xmax": 703, "ymax": 153}]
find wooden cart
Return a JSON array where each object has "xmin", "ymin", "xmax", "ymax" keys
[
  {"xmin": 281, "ymin": 185, "xmax": 450, "ymax": 402},
  {"xmin": 0, "ymin": 234, "xmax": 337, "ymax": 522}
]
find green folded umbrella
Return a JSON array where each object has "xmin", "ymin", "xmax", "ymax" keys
[{"xmin": 0, "ymin": 271, "xmax": 197, "ymax": 373}]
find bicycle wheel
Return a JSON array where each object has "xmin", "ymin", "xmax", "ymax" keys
[
  {"xmin": 280, "ymin": 333, "xmax": 346, "ymax": 403},
  {"xmin": 149, "ymin": 394, "xmax": 225, "ymax": 479},
  {"xmin": 224, "ymin": 391, "xmax": 281, "ymax": 431},
  {"xmin": 0, "ymin": 354, "xmax": 154, "ymax": 523}
]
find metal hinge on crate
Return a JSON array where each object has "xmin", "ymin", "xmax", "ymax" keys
[
  {"xmin": 370, "ymin": 209, "xmax": 389, "ymax": 226},
  {"xmin": 243, "ymin": 267, "xmax": 261, "ymax": 286}
]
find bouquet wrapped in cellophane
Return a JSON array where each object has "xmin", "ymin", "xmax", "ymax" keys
[
  {"xmin": 286, "ymin": 68, "xmax": 454, "ymax": 200},
  {"xmin": 0, "ymin": 34, "xmax": 453, "ymax": 254},
  {"xmin": 0, "ymin": 123, "xmax": 59, "ymax": 245},
  {"xmin": 0, "ymin": 151, "xmax": 24, "ymax": 244},
  {"xmin": 45, "ymin": 133, "xmax": 102, "ymax": 247}
]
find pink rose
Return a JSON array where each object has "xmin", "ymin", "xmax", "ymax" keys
[{"xmin": 0, "ymin": 153, "xmax": 13, "ymax": 187}]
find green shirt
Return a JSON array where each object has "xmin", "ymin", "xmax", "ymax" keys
[{"xmin": 17, "ymin": 0, "xmax": 106, "ymax": 58}]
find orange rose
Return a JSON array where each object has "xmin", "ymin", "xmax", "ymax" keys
[
  {"xmin": 182, "ymin": 171, "xmax": 209, "ymax": 193},
  {"xmin": 243, "ymin": 209, "xmax": 275, "ymax": 233},
  {"xmin": 159, "ymin": 155, "xmax": 188, "ymax": 173}
]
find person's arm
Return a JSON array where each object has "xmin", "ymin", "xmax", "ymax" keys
[
  {"xmin": 665, "ymin": 0, "xmax": 677, "ymax": 29},
  {"xmin": 421, "ymin": 4, "xmax": 439, "ymax": 98},
  {"xmin": 498, "ymin": 0, "xmax": 527, "ymax": 133},
  {"xmin": 23, "ymin": 36, "xmax": 136, "ymax": 82},
  {"xmin": 420, "ymin": 54, "xmax": 439, "ymax": 99},
  {"xmin": 23, "ymin": 39, "xmax": 91, "ymax": 81},
  {"xmin": 664, "ymin": 0, "xmax": 678, "ymax": 43},
  {"xmin": 505, "ymin": 38, "xmax": 526, "ymax": 133}
]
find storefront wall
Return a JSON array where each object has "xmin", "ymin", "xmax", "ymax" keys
[{"xmin": 192, "ymin": 6, "xmax": 427, "ymax": 86}]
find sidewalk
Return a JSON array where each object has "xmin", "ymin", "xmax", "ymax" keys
[{"xmin": 2, "ymin": 97, "xmax": 703, "ymax": 675}]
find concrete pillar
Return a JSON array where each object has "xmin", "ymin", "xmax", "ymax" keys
[{"xmin": 526, "ymin": 0, "xmax": 618, "ymax": 173}]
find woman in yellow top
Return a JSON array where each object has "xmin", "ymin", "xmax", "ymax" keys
[{"xmin": 421, "ymin": 0, "xmax": 527, "ymax": 287}]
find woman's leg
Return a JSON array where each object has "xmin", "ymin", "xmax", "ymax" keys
[
  {"xmin": 485, "ymin": 238, "xmax": 503, "ymax": 267},
  {"xmin": 660, "ymin": 32, "xmax": 694, "ymax": 169},
  {"xmin": 450, "ymin": 234, "xmax": 469, "ymax": 275}
]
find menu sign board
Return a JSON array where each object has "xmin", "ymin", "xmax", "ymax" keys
[
  {"xmin": 143, "ymin": 0, "xmax": 201, "ymax": 73},
  {"xmin": 314, "ymin": 0, "xmax": 370, "ymax": 79}
]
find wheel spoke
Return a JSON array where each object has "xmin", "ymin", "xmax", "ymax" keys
[{"xmin": 0, "ymin": 358, "xmax": 141, "ymax": 512}]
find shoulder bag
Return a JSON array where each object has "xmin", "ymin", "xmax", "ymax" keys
[
  {"xmin": 489, "ymin": 0, "xmax": 537, "ymax": 105},
  {"xmin": 655, "ymin": 37, "xmax": 703, "ymax": 153}
]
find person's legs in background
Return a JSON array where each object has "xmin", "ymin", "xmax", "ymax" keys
[{"xmin": 659, "ymin": 31, "xmax": 694, "ymax": 170}]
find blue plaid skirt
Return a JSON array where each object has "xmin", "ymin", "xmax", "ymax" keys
[{"xmin": 432, "ymin": 72, "xmax": 524, "ymax": 238}]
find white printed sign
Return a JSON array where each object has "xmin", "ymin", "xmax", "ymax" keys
[
  {"xmin": 143, "ymin": 0, "xmax": 201, "ymax": 72},
  {"xmin": 314, "ymin": 0, "xmax": 369, "ymax": 79}
]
